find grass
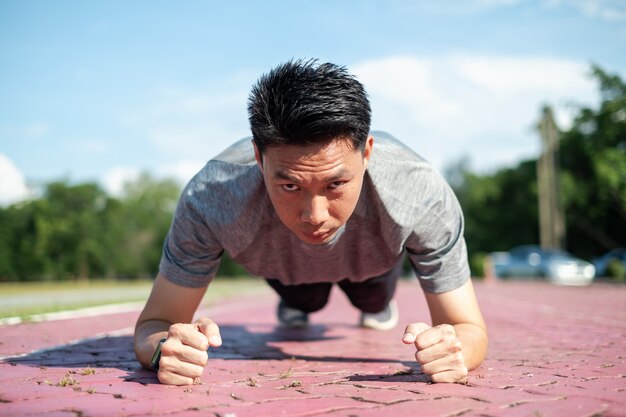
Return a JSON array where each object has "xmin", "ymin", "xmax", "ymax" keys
[{"xmin": 0, "ymin": 276, "xmax": 269, "ymax": 320}]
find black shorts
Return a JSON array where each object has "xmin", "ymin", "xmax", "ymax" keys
[{"xmin": 265, "ymin": 257, "xmax": 403, "ymax": 314}]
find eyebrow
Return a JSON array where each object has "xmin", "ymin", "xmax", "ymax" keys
[{"xmin": 273, "ymin": 169, "xmax": 354, "ymax": 183}]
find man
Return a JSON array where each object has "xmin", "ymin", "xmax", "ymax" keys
[{"xmin": 134, "ymin": 60, "xmax": 488, "ymax": 386}]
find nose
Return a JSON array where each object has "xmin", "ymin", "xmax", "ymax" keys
[{"xmin": 301, "ymin": 194, "xmax": 330, "ymax": 225}]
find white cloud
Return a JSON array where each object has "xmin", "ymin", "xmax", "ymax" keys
[
  {"xmin": 0, "ymin": 154, "xmax": 30, "ymax": 206},
  {"xmin": 542, "ymin": 0, "xmax": 626, "ymax": 21},
  {"xmin": 101, "ymin": 160, "xmax": 206, "ymax": 197},
  {"xmin": 353, "ymin": 54, "xmax": 597, "ymax": 172},
  {"xmin": 453, "ymin": 56, "xmax": 590, "ymax": 95},
  {"xmin": 404, "ymin": 0, "xmax": 626, "ymax": 21},
  {"xmin": 101, "ymin": 166, "xmax": 141, "ymax": 197},
  {"xmin": 573, "ymin": 0, "xmax": 626, "ymax": 20},
  {"xmin": 160, "ymin": 160, "xmax": 206, "ymax": 186}
]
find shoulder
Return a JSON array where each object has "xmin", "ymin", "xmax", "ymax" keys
[
  {"xmin": 367, "ymin": 131, "xmax": 460, "ymax": 226},
  {"xmin": 179, "ymin": 138, "xmax": 266, "ymax": 224},
  {"xmin": 370, "ymin": 131, "xmax": 426, "ymax": 163},
  {"xmin": 368, "ymin": 131, "xmax": 448, "ymax": 194},
  {"xmin": 188, "ymin": 137, "xmax": 258, "ymax": 195}
]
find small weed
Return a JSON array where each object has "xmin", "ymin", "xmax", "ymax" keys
[
  {"xmin": 285, "ymin": 380, "xmax": 302, "ymax": 388},
  {"xmin": 57, "ymin": 375, "xmax": 78, "ymax": 388},
  {"xmin": 247, "ymin": 377, "xmax": 257, "ymax": 387},
  {"xmin": 113, "ymin": 393, "xmax": 124, "ymax": 399},
  {"xmin": 394, "ymin": 369, "xmax": 414, "ymax": 376},
  {"xmin": 280, "ymin": 367, "xmax": 292, "ymax": 379},
  {"xmin": 81, "ymin": 368, "xmax": 96, "ymax": 375},
  {"xmin": 87, "ymin": 388, "xmax": 96, "ymax": 394}
]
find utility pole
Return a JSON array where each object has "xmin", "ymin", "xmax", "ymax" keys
[{"xmin": 537, "ymin": 106, "xmax": 565, "ymax": 250}]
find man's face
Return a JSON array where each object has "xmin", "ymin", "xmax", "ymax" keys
[{"xmin": 255, "ymin": 136, "xmax": 373, "ymax": 245}]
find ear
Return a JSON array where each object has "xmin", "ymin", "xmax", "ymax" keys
[
  {"xmin": 362, "ymin": 135, "xmax": 374, "ymax": 168},
  {"xmin": 252, "ymin": 140, "xmax": 263, "ymax": 171}
]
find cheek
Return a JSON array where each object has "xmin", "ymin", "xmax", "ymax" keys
[
  {"xmin": 330, "ymin": 189, "xmax": 361, "ymax": 220},
  {"xmin": 268, "ymin": 191, "xmax": 298, "ymax": 222}
]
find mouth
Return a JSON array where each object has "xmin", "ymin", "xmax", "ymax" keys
[{"xmin": 301, "ymin": 229, "xmax": 335, "ymax": 243}]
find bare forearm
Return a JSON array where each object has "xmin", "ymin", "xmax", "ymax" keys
[
  {"xmin": 134, "ymin": 320, "xmax": 172, "ymax": 369},
  {"xmin": 453, "ymin": 322, "xmax": 488, "ymax": 371}
]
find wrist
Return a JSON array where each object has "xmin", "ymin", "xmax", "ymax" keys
[{"xmin": 150, "ymin": 338, "xmax": 167, "ymax": 370}]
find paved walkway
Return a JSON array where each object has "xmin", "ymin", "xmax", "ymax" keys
[{"xmin": 1, "ymin": 279, "xmax": 625, "ymax": 417}]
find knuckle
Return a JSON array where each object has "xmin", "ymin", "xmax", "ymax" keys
[
  {"xmin": 442, "ymin": 334, "xmax": 455, "ymax": 345},
  {"xmin": 414, "ymin": 337, "xmax": 429, "ymax": 350},
  {"xmin": 195, "ymin": 317, "xmax": 212, "ymax": 326},
  {"xmin": 452, "ymin": 352, "xmax": 465, "ymax": 367},
  {"xmin": 191, "ymin": 365, "xmax": 205, "ymax": 378},
  {"xmin": 439, "ymin": 324, "xmax": 455, "ymax": 335},
  {"xmin": 198, "ymin": 351, "xmax": 209, "ymax": 366},
  {"xmin": 158, "ymin": 355, "xmax": 174, "ymax": 370},
  {"xmin": 157, "ymin": 369, "xmax": 170, "ymax": 384},
  {"xmin": 197, "ymin": 337, "xmax": 209, "ymax": 351},
  {"xmin": 452, "ymin": 340, "xmax": 463, "ymax": 352},
  {"xmin": 419, "ymin": 362, "xmax": 434, "ymax": 375},
  {"xmin": 430, "ymin": 372, "xmax": 450, "ymax": 383},
  {"xmin": 160, "ymin": 342, "xmax": 174, "ymax": 356},
  {"xmin": 168, "ymin": 323, "xmax": 187, "ymax": 337}
]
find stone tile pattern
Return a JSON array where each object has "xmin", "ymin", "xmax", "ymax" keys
[{"xmin": 0, "ymin": 280, "xmax": 624, "ymax": 417}]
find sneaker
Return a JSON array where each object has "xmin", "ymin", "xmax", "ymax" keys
[
  {"xmin": 360, "ymin": 300, "xmax": 399, "ymax": 330},
  {"xmin": 277, "ymin": 300, "xmax": 309, "ymax": 328}
]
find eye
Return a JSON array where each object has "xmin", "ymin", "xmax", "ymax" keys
[
  {"xmin": 328, "ymin": 181, "xmax": 347, "ymax": 190},
  {"xmin": 281, "ymin": 184, "xmax": 300, "ymax": 192}
]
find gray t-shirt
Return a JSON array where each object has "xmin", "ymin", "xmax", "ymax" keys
[{"xmin": 159, "ymin": 131, "xmax": 470, "ymax": 294}]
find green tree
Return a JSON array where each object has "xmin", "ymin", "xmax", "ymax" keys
[
  {"xmin": 447, "ymin": 157, "xmax": 539, "ymax": 274},
  {"xmin": 449, "ymin": 65, "xmax": 626, "ymax": 268},
  {"xmin": 109, "ymin": 173, "xmax": 181, "ymax": 279},
  {"xmin": 559, "ymin": 66, "xmax": 626, "ymax": 258},
  {"xmin": 0, "ymin": 181, "xmax": 115, "ymax": 281}
]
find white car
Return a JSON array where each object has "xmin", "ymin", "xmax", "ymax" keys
[{"xmin": 490, "ymin": 245, "xmax": 595, "ymax": 286}]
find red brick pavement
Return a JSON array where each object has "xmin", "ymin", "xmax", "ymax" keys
[{"xmin": 0, "ymin": 279, "xmax": 625, "ymax": 417}]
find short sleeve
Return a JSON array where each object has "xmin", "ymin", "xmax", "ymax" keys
[
  {"xmin": 158, "ymin": 186, "xmax": 224, "ymax": 288},
  {"xmin": 404, "ymin": 174, "xmax": 470, "ymax": 294}
]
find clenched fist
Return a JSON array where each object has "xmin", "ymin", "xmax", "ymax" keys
[
  {"xmin": 402, "ymin": 322, "xmax": 468, "ymax": 384},
  {"xmin": 156, "ymin": 318, "xmax": 222, "ymax": 385}
]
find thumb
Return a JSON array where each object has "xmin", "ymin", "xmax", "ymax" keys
[
  {"xmin": 402, "ymin": 322, "xmax": 431, "ymax": 344},
  {"xmin": 195, "ymin": 317, "xmax": 222, "ymax": 348}
]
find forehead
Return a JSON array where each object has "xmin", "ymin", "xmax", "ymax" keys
[{"xmin": 263, "ymin": 138, "xmax": 361, "ymax": 173}]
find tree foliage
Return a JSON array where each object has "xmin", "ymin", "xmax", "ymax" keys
[
  {"xmin": 0, "ymin": 173, "xmax": 249, "ymax": 282},
  {"xmin": 559, "ymin": 65, "xmax": 626, "ymax": 258},
  {"xmin": 450, "ymin": 65, "xmax": 626, "ymax": 267},
  {"xmin": 0, "ymin": 176, "xmax": 142, "ymax": 280}
]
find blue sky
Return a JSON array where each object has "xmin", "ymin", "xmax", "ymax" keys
[{"xmin": 1, "ymin": 0, "xmax": 625, "ymax": 204}]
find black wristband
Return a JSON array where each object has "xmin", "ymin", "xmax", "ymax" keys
[{"xmin": 150, "ymin": 338, "xmax": 167, "ymax": 370}]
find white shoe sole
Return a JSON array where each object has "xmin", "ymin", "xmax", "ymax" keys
[{"xmin": 360, "ymin": 300, "xmax": 399, "ymax": 331}]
